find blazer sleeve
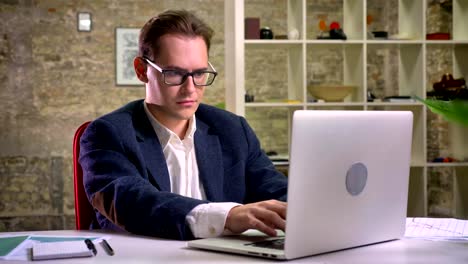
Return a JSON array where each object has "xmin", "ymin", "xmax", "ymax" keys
[
  {"xmin": 239, "ymin": 117, "xmax": 288, "ymax": 203},
  {"xmin": 79, "ymin": 118, "xmax": 207, "ymax": 240}
]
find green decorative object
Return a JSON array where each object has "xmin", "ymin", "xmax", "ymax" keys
[
  {"xmin": 214, "ymin": 102, "xmax": 225, "ymax": 110},
  {"xmin": 415, "ymin": 96, "xmax": 468, "ymax": 126}
]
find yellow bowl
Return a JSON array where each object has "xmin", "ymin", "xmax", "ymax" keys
[{"xmin": 308, "ymin": 85, "xmax": 355, "ymax": 102}]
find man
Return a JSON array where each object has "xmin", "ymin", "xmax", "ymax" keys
[{"xmin": 80, "ymin": 9, "xmax": 287, "ymax": 240}]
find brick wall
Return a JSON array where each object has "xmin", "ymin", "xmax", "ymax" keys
[{"xmin": 0, "ymin": 0, "xmax": 224, "ymax": 231}]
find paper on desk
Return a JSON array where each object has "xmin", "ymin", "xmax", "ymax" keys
[
  {"xmin": 29, "ymin": 234, "xmax": 104, "ymax": 243},
  {"xmin": 405, "ymin": 217, "xmax": 468, "ymax": 241},
  {"xmin": 0, "ymin": 235, "xmax": 30, "ymax": 260},
  {"xmin": 0, "ymin": 234, "xmax": 108, "ymax": 261}
]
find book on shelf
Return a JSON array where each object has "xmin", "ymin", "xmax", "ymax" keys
[{"xmin": 383, "ymin": 96, "xmax": 416, "ymax": 102}]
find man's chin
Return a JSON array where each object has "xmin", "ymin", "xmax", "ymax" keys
[{"xmin": 176, "ymin": 107, "xmax": 198, "ymax": 120}]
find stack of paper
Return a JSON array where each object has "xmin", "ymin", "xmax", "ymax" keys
[{"xmin": 405, "ymin": 217, "xmax": 468, "ymax": 242}]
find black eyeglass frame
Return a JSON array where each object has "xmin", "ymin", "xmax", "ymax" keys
[{"xmin": 143, "ymin": 57, "xmax": 218, "ymax": 86}]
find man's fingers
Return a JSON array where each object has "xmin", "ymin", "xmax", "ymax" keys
[
  {"xmin": 256, "ymin": 208, "xmax": 286, "ymax": 231},
  {"xmin": 250, "ymin": 218, "xmax": 277, "ymax": 237},
  {"xmin": 262, "ymin": 200, "xmax": 287, "ymax": 219},
  {"xmin": 249, "ymin": 206, "xmax": 285, "ymax": 232}
]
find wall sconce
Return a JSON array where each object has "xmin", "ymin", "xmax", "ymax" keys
[{"xmin": 77, "ymin": 12, "xmax": 92, "ymax": 32}]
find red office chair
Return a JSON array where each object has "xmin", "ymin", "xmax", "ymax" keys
[{"xmin": 73, "ymin": 121, "xmax": 96, "ymax": 230}]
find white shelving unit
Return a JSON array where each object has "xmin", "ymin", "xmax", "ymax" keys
[{"xmin": 225, "ymin": 0, "xmax": 468, "ymax": 218}]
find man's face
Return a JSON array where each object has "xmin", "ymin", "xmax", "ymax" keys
[{"xmin": 145, "ymin": 34, "xmax": 208, "ymax": 126}]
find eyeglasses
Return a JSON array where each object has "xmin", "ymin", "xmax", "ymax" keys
[{"xmin": 143, "ymin": 57, "xmax": 217, "ymax": 86}]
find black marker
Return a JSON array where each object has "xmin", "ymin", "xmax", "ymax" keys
[
  {"xmin": 84, "ymin": 239, "xmax": 97, "ymax": 255},
  {"xmin": 101, "ymin": 239, "xmax": 115, "ymax": 256}
]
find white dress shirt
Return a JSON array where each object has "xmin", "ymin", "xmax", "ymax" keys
[{"xmin": 144, "ymin": 102, "xmax": 239, "ymax": 238}]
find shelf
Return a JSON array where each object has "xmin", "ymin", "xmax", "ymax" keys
[
  {"xmin": 367, "ymin": 44, "xmax": 424, "ymax": 98},
  {"xmin": 225, "ymin": 0, "xmax": 468, "ymax": 218},
  {"xmin": 245, "ymin": 102, "xmax": 303, "ymax": 108},
  {"xmin": 306, "ymin": 105, "xmax": 364, "ymax": 111},
  {"xmin": 453, "ymin": 0, "xmax": 468, "ymax": 41},
  {"xmin": 245, "ymin": 40, "xmax": 303, "ymax": 46},
  {"xmin": 425, "ymin": 41, "xmax": 468, "ymax": 45},
  {"xmin": 366, "ymin": 40, "xmax": 424, "ymax": 45},
  {"xmin": 306, "ymin": 102, "xmax": 364, "ymax": 107},
  {"xmin": 367, "ymin": 102, "xmax": 423, "ymax": 106},
  {"xmin": 305, "ymin": 40, "xmax": 364, "ymax": 44},
  {"xmin": 407, "ymin": 167, "xmax": 426, "ymax": 217},
  {"xmin": 427, "ymin": 162, "xmax": 468, "ymax": 168},
  {"xmin": 245, "ymin": 102, "xmax": 426, "ymax": 108},
  {"xmin": 410, "ymin": 163, "xmax": 426, "ymax": 167},
  {"xmin": 246, "ymin": 40, "xmax": 468, "ymax": 46},
  {"xmin": 272, "ymin": 161, "xmax": 289, "ymax": 166},
  {"xmin": 305, "ymin": 0, "xmax": 365, "ymax": 40}
]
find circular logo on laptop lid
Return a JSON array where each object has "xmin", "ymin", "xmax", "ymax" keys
[{"xmin": 345, "ymin": 162, "xmax": 368, "ymax": 196}]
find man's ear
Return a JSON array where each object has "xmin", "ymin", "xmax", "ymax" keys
[{"xmin": 134, "ymin": 57, "xmax": 148, "ymax": 83}]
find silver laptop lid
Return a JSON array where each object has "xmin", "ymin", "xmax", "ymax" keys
[{"xmin": 284, "ymin": 110, "xmax": 413, "ymax": 259}]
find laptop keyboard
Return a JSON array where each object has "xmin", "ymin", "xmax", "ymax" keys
[{"xmin": 245, "ymin": 238, "xmax": 285, "ymax": 250}]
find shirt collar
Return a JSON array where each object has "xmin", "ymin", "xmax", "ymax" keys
[{"xmin": 143, "ymin": 101, "xmax": 197, "ymax": 148}]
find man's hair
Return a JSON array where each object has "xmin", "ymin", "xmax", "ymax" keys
[{"xmin": 138, "ymin": 9, "xmax": 214, "ymax": 60}]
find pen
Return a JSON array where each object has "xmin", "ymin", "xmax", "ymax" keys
[
  {"xmin": 101, "ymin": 239, "xmax": 115, "ymax": 256},
  {"xmin": 84, "ymin": 239, "xmax": 97, "ymax": 255}
]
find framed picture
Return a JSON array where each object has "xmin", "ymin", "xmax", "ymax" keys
[{"xmin": 115, "ymin": 28, "xmax": 141, "ymax": 85}]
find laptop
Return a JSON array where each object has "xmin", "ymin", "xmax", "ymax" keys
[{"xmin": 188, "ymin": 110, "xmax": 413, "ymax": 260}]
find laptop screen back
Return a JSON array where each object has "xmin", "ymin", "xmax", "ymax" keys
[{"xmin": 284, "ymin": 110, "xmax": 413, "ymax": 259}]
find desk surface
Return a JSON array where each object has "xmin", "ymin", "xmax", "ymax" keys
[{"xmin": 2, "ymin": 230, "xmax": 468, "ymax": 263}]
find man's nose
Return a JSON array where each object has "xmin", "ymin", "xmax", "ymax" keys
[{"xmin": 182, "ymin": 76, "xmax": 196, "ymax": 93}]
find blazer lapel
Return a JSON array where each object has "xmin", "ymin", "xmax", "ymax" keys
[
  {"xmin": 195, "ymin": 119, "xmax": 224, "ymax": 201},
  {"xmin": 132, "ymin": 101, "xmax": 171, "ymax": 192}
]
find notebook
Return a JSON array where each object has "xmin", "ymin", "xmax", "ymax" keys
[
  {"xmin": 188, "ymin": 110, "xmax": 413, "ymax": 260},
  {"xmin": 0, "ymin": 235, "xmax": 30, "ymax": 259},
  {"xmin": 32, "ymin": 240, "xmax": 94, "ymax": 261}
]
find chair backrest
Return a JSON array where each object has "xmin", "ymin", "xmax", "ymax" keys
[{"xmin": 73, "ymin": 121, "xmax": 96, "ymax": 230}]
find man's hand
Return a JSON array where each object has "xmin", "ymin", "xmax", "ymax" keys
[{"xmin": 225, "ymin": 200, "xmax": 287, "ymax": 236}]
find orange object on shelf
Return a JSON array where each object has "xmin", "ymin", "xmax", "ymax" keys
[
  {"xmin": 367, "ymin": 15, "xmax": 373, "ymax": 26},
  {"xmin": 318, "ymin": 20, "xmax": 327, "ymax": 31}
]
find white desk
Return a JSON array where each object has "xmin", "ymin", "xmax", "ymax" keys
[{"xmin": 2, "ymin": 230, "xmax": 468, "ymax": 263}]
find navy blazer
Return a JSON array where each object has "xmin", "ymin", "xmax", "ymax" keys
[{"xmin": 79, "ymin": 100, "xmax": 287, "ymax": 240}]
